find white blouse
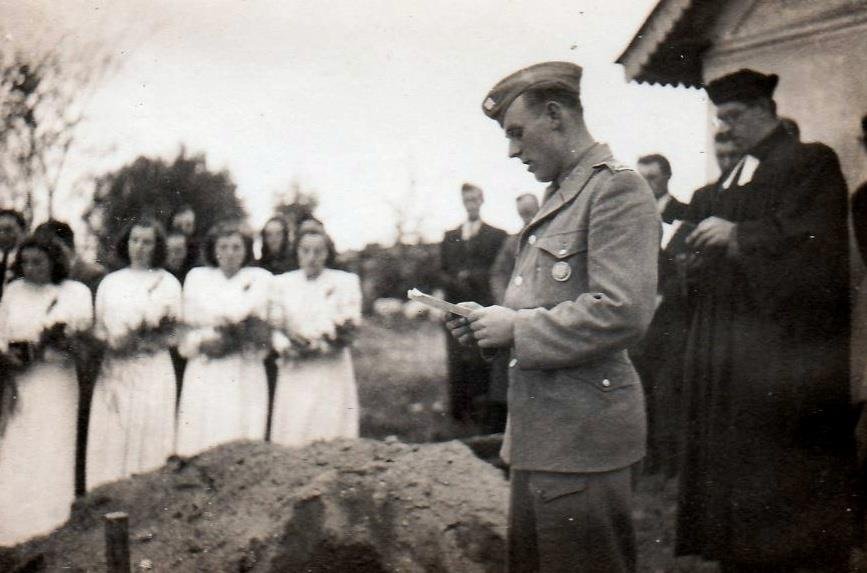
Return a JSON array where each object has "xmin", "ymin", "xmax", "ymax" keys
[
  {"xmin": 179, "ymin": 266, "xmax": 272, "ymax": 357},
  {"xmin": 0, "ymin": 279, "xmax": 93, "ymax": 351},
  {"xmin": 270, "ymin": 269, "xmax": 362, "ymax": 342},
  {"xmin": 94, "ymin": 268, "xmax": 182, "ymax": 346}
]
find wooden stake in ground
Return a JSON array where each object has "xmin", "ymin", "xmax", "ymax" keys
[{"xmin": 104, "ymin": 511, "xmax": 131, "ymax": 573}]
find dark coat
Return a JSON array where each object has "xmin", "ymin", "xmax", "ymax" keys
[
  {"xmin": 676, "ymin": 126, "xmax": 859, "ymax": 566},
  {"xmin": 852, "ymin": 181, "xmax": 867, "ymax": 266},
  {"xmin": 500, "ymin": 143, "xmax": 659, "ymax": 473},
  {"xmin": 440, "ymin": 222, "xmax": 507, "ymax": 306}
]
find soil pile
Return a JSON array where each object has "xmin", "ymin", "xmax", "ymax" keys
[{"xmin": 4, "ymin": 438, "xmax": 508, "ymax": 572}]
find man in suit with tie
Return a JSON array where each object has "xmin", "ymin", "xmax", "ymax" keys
[
  {"xmin": 447, "ymin": 61, "xmax": 659, "ymax": 572},
  {"xmin": 0, "ymin": 209, "xmax": 26, "ymax": 302},
  {"xmin": 440, "ymin": 183, "xmax": 507, "ymax": 427}
]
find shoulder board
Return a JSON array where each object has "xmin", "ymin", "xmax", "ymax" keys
[{"xmin": 593, "ymin": 161, "xmax": 634, "ymax": 173}]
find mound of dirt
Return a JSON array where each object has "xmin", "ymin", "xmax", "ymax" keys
[{"xmin": 3, "ymin": 438, "xmax": 508, "ymax": 572}]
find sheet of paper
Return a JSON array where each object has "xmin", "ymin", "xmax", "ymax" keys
[{"xmin": 406, "ymin": 288, "xmax": 475, "ymax": 318}]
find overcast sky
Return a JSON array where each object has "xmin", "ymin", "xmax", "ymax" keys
[{"xmin": 2, "ymin": 0, "xmax": 709, "ymax": 250}]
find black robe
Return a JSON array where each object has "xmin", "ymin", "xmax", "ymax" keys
[{"xmin": 675, "ymin": 126, "xmax": 860, "ymax": 566}]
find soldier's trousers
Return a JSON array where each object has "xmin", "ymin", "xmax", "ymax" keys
[{"xmin": 508, "ymin": 466, "xmax": 636, "ymax": 573}]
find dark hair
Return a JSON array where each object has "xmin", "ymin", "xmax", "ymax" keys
[
  {"xmin": 714, "ymin": 131, "xmax": 734, "ymax": 144},
  {"xmin": 522, "ymin": 86, "xmax": 583, "ymax": 115},
  {"xmin": 0, "ymin": 209, "xmax": 26, "ymax": 231},
  {"xmin": 204, "ymin": 222, "xmax": 254, "ymax": 267},
  {"xmin": 12, "ymin": 235, "xmax": 69, "ymax": 284},
  {"xmin": 296, "ymin": 228, "xmax": 337, "ymax": 268},
  {"xmin": 33, "ymin": 219, "xmax": 75, "ymax": 251},
  {"xmin": 637, "ymin": 154, "xmax": 672, "ymax": 178},
  {"xmin": 515, "ymin": 193, "xmax": 539, "ymax": 204},
  {"xmin": 170, "ymin": 203, "xmax": 195, "ymax": 220},
  {"xmin": 260, "ymin": 216, "xmax": 291, "ymax": 260},
  {"xmin": 461, "ymin": 183, "xmax": 483, "ymax": 197},
  {"xmin": 115, "ymin": 218, "xmax": 168, "ymax": 269}
]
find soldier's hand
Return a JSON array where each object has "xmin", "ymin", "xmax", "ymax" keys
[
  {"xmin": 686, "ymin": 216, "xmax": 736, "ymax": 249},
  {"xmin": 446, "ymin": 302, "xmax": 483, "ymax": 346},
  {"xmin": 469, "ymin": 305, "xmax": 517, "ymax": 348}
]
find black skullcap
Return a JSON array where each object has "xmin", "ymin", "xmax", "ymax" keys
[
  {"xmin": 482, "ymin": 61, "xmax": 582, "ymax": 122},
  {"xmin": 705, "ymin": 69, "xmax": 779, "ymax": 105}
]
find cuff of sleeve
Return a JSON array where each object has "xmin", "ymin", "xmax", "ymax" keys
[{"xmin": 512, "ymin": 308, "xmax": 543, "ymax": 370}]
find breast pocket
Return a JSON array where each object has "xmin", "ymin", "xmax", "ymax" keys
[{"xmin": 531, "ymin": 229, "xmax": 588, "ymax": 298}]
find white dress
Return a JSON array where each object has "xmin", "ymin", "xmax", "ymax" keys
[
  {"xmin": 0, "ymin": 279, "xmax": 93, "ymax": 546},
  {"xmin": 86, "ymin": 268, "xmax": 182, "ymax": 491},
  {"xmin": 269, "ymin": 268, "xmax": 362, "ymax": 447},
  {"xmin": 175, "ymin": 266, "xmax": 271, "ymax": 457}
]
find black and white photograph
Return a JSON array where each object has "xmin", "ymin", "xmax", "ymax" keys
[{"xmin": 1, "ymin": 1, "xmax": 867, "ymax": 571}]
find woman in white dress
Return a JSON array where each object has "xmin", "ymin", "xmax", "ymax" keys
[
  {"xmin": 269, "ymin": 229, "xmax": 362, "ymax": 447},
  {"xmin": 86, "ymin": 219, "xmax": 182, "ymax": 491},
  {"xmin": 175, "ymin": 223, "xmax": 271, "ymax": 456},
  {"xmin": 0, "ymin": 237, "xmax": 93, "ymax": 546}
]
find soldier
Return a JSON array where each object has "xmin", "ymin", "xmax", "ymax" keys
[
  {"xmin": 448, "ymin": 61, "xmax": 659, "ymax": 572},
  {"xmin": 677, "ymin": 69, "xmax": 858, "ymax": 572}
]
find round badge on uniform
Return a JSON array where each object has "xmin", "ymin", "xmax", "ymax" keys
[{"xmin": 551, "ymin": 261, "xmax": 571, "ymax": 282}]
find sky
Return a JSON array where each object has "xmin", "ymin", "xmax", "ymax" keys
[{"xmin": 2, "ymin": 0, "xmax": 710, "ymax": 250}]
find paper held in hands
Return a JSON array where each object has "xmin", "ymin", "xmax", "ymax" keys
[{"xmin": 406, "ymin": 289, "xmax": 475, "ymax": 318}]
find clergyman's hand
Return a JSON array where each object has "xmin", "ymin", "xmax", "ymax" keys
[
  {"xmin": 686, "ymin": 216, "xmax": 736, "ymax": 249},
  {"xmin": 445, "ymin": 302, "xmax": 483, "ymax": 347}
]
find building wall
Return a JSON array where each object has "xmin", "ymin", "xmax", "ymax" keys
[{"xmin": 702, "ymin": 1, "xmax": 867, "ymax": 194}]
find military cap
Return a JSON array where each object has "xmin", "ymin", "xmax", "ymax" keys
[
  {"xmin": 705, "ymin": 69, "xmax": 779, "ymax": 105},
  {"xmin": 482, "ymin": 61, "xmax": 582, "ymax": 122}
]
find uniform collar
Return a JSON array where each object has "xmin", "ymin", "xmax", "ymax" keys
[{"xmin": 532, "ymin": 143, "xmax": 613, "ymax": 229}]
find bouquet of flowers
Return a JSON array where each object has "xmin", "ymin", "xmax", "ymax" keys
[
  {"xmin": 107, "ymin": 315, "xmax": 178, "ymax": 357},
  {"xmin": 3, "ymin": 321, "xmax": 98, "ymax": 370},
  {"xmin": 198, "ymin": 315, "xmax": 272, "ymax": 359},
  {"xmin": 272, "ymin": 317, "xmax": 358, "ymax": 360}
]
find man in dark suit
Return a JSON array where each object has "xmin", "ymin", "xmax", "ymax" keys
[
  {"xmin": 677, "ymin": 69, "xmax": 858, "ymax": 572},
  {"xmin": 440, "ymin": 183, "xmax": 507, "ymax": 427},
  {"xmin": 630, "ymin": 153, "xmax": 689, "ymax": 477},
  {"xmin": 448, "ymin": 61, "xmax": 659, "ymax": 572}
]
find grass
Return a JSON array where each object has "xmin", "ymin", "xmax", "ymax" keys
[{"xmin": 354, "ymin": 316, "xmax": 459, "ymax": 443}]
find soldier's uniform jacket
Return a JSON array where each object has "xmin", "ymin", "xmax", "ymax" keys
[{"xmin": 501, "ymin": 143, "xmax": 660, "ymax": 473}]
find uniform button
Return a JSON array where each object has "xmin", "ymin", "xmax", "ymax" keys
[
  {"xmin": 558, "ymin": 248, "xmax": 568, "ymax": 256},
  {"xmin": 508, "ymin": 358, "xmax": 518, "ymax": 368},
  {"xmin": 528, "ymin": 235, "xmax": 537, "ymax": 245},
  {"xmin": 601, "ymin": 379, "xmax": 611, "ymax": 388},
  {"xmin": 514, "ymin": 276, "xmax": 523, "ymax": 286}
]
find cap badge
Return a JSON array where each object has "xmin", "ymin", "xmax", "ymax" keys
[
  {"xmin": 551, "ymin": 261, "xmax": 571, "ymax": 282},
  {"xmin": 483, "ymin": 97, "xmax": 496, "ymax": 111}
]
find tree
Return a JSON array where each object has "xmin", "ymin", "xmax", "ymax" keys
[
  {"xmin": 0, "ymin": 38, "xmax": 116, "ymax": 222},
  {"xmin": 272, "ymin": 179, "xmax": 318, "ymax": 227},
  {"xmin": 85, "ymin": 148, "xmax": 246, "ymax": 265}
]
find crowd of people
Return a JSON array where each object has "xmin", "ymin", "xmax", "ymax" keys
[
  {"xmin": 3, "ymin": 58, "xmax": 867, "ymax": 572},
  {"xmin": 0, "ymin": 209, "xmax": 361, "ymax": 546},
  {"xmin": 441, "ymin": 62, "xmax": 867, "ymax": 572}
]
